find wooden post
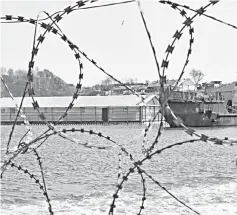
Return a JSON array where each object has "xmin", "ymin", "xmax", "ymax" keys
[
  {"xmin": 95, "ymin": 107, "xmax": 96, "ymax": 124},
  {"xmin": 51, "ymin": 107, "xmax": 54, "ymax": 123},
  {"xmin": 127, "ymin": 106, "xmax": 128, "ymax": 124},
  {"xmin": 154, "ymin": 106, "xmax": 155, "ymax": 121},
  {"xmin": 108, "ymin": 106, "xmax": 110, "ymax": 124},
  {"xmin": 140, "ymin": 106, "xmax": 142, "ymax": 123},
  {"xmin": 218, "ymin": 101, "xmax": 219, "ymax": 113},
  {"xmin": 145, "ymin": 107, "xmax": 147, "ymax": 122},
  {"xmin": 80, "ymin": 107, "xmax": 82, "ymax": 123}
]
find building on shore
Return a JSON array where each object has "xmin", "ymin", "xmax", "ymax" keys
[
  {"xmin": 146, "ymin": 79, "xmax": 196, "ymax": 93},
  {"xmin": 206, "ymin": 82, "xmax": 237, "ymax": 112},
  {"xmin": 0, "ymin": 95, "xmax": 162, "ymax": 124}
]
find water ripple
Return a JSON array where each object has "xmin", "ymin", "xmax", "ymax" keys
[{"xmin": 1, "ymin": 125, "xmax": 237, "ymax": 214}]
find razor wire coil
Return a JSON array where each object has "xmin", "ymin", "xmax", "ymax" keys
[{"xmin": 1, "ymin": 0, "xmax": 237, "ymax": 214}]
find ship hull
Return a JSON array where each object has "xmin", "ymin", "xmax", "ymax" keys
[{"xmin": 165, "ymin": 100, "xmax": 237, "ymax": 127}]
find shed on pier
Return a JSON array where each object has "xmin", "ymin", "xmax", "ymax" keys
[{"xmin": 0, "ymin": 95, "xmax": 161, "ymax": 124}]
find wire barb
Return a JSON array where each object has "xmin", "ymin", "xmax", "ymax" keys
[{"xmin": 1, "ymin": 1, "xmax": 237, "ymax": 215}]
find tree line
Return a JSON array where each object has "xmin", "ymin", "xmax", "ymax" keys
[
  {"xmin": 1, "ymin": 67, "xmax": 75, "ymax": 97},
  {"xmin": 0, "ymin": 66, "xmax": 206, "ymax": 97}
]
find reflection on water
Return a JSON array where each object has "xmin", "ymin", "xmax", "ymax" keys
[{"xmin": 1, "ymin": 125, "xmax": 237, "ymax": 214}]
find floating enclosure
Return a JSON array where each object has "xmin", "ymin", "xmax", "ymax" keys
[{"xmin": 0, "ymin": 105, "xmax": 161, "ymax": 124}]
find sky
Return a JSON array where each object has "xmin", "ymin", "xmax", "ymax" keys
[{"xmin": 1, "ymin": 0, "xmax": 237, "ymax": 86}]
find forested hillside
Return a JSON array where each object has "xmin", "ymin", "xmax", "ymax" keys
[{"xmin": 1, "ymin": 68, "xmax": 75, "ymax": 97}]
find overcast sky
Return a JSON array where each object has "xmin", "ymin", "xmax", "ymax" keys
[{"xmin": 1, "ymin": 0, "xmax": 237, "ymax": 86}]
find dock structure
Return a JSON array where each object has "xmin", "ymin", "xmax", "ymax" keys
[{"xmin": 0, "ymin": 95, "xmax": 167, "ymax": 125}]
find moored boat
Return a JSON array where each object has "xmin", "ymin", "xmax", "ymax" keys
[{"xmin": 163, "ymin": 85, "xmax": 237, "ymax": 127}]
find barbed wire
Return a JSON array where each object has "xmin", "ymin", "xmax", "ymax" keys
[
  {"xmin": 109, "ymin": 139, "xmax": 202, "ymax": 214},
  {"xmin": 1, "ymin": 0, "xmax": 237, "ymax": 214},
  {"xmin": 1, "ymin": 76, "xmax": 33, "ymax": 153},
  {"xmin": 2, "ymin": 156, "xmax": 54, "ymax": 214},
  {"xmin": 159, "ymin": 0, "xmax": 237, "ymax": 30},
  {"xmin": 141, "ymin": 0, "xmax": 196, "ymax": 154},
  {"xmin": 137, "ymin": 0, "xmax": 161, "ymax": 79},
  {"xmin": 156, "ymin": 0, "xmax": 237, "ymax": 146},
  {"xmin": 0, "ymin": 0, "xmax": 157, "ymax": 158}
]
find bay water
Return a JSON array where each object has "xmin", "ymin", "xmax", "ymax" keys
[{"xmin": 1, "ymin": 125, "xmax": 237, "ymax": 215}]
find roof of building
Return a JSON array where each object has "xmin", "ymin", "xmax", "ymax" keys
[
  {"xmin": 147, "ymin": 80, "xmax": 159, "ymax": 88},
  {"xmin": 148, "ymin": 79, "xmax": 195, "ymax": 89},
  {"xmin": 179, "ymin": 78, "xmax": 195, "ymax": 87},
  {"xmin": 137, "ymin": 94, "xmax": 159, "ymax": 105},
  {"xmin": 0, "ymin": 95, "xmax": 158, "ymax": 108},
  {"xmin": 206, "ymin": 82, "xmax": 237, "ymax": 93},
  {"xmin": 210, "ymin": 81, "xmax": 222, "ymax": 84},
  {"xmin": 148, "ymin": 79, "xmax": 177, "ymax": 88}
]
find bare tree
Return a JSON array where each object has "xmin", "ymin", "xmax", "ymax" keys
[
  {"xmin": 189, "ymin": 69, "xmax": 204, "ymax": 88},
  {"xmin": 1, "ymin": 67, "xmax": 7, "ymax": 75},
  {"xmin": 145, "ymin": 80, "xmax": 150, "ymax": 85},
  {"xmin": 101, "ymin": 76, "xmax": 113, "ymax": 86},
  {"xmin": 124, "ymin": 77, "xmax": 137, "ymax": 85},
  {"xmin": 7, "ymin": 68, "xmax": 14, "ymax": 76}
]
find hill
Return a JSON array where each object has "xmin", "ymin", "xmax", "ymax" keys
[{"xmin": 1, "ymin": 68, "xmax": 75, "ymax": 97}]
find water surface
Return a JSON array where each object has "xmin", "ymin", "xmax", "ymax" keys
[{"xmin": 1, "ymin": 125, "xmax": 237, "ymax": 215}]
